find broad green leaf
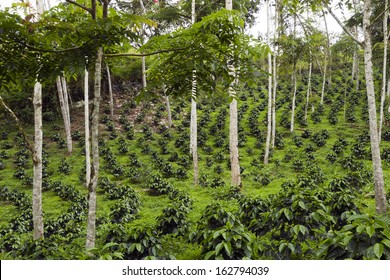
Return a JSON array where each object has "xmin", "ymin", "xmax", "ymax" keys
[
  {"xmin": 299, "ymin": 201, "xmax": 307, "ymax": 210},
  {"xmin": 287, "ymin": 243, "xmax": 295, "ymax": 253},
  {"xmin": 366, "ymin": 226, "xmax": 375, "ymax": 238},
  {"xmin": 381, "ymin": 239, "xmax": 390, "ymax": 249},
  {"xmin": 224, "ymin": 242, "xmax": 233, "ymax": 257},
  {"xmin": 299, "ymin": 225, "xmax": 308, "ymax": 235},
  {"xmin": 374, "ymin": 243, "xmax": 384, "ymax": 259}
]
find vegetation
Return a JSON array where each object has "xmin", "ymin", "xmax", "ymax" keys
[{"xmin": 0, "ymin": 0, "xmax": 390, "ymax": 260}]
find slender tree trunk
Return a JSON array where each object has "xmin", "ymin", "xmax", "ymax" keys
[
  {"xmin": 304, "ymin": 57, "xmax": 312, "ymax": 122},
  {"xmin": 163, "ymin": 85, "xmax": 172, "ymax": 128},
  {"xmin": 84, "ymin": 66, "xmax": 91, "ymax": 188},
  {"xmin": 32, "ymin": 0, "xmax": 45, "ymax": 241},
  {"xmin": 226, "ymin": 0, "xmax": 241, "ymax": 186},
  {"xmin": 264, "ymin": 0, "xmax": 272, "ymax": 164},
  {"xmin": 56, "ymin": 76, "xmax": 72, "ymax": 154},
  {"xmin": 33, "ymin": 82, "xmax": 44, "ymax": 240},
  {"xmin": 362, "ymin": 0, "xmax": 388, "ymax": 214},
  {"xmin": 290, "ymin": 15, "xmax": 297, "ymax": 133},
  {"xmin": 106, "ymin": 64, "xmax": 114, "ymax": 119},
  {"xmin": 189, "ymin": 0, "xmax": 199, "ymax": 185},
  {"xmin": 321, "ymin": 11, "xmax": 329, "ymax": 105},
  {"xmin": 86, "ymin": 47, "xmax": 103, "ymax": 250},
  {"xmin": 271, "ymin": 0, "xmax": 279, "ymax": 148},
  {"xmin": 140, "ymin": 0, "xmax": 147, "ymax": 88},
  {"xmin": 379, "ymin": 0, "xmax": 389, "ymax": 143}
]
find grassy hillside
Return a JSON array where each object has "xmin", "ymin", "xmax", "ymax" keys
[{"xmin": 1, "ymin": 72, "xmax": 390, "ymax": 260}]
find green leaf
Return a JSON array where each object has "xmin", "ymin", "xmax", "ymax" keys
[
  {"xmin": 204, "ymin": 251, "xmax": 215, "ymax": 260},
  {"xmin": 279, "ymin": 243, "xmax": 287, "ymax": 252},
  {"xmin": 356, "ymin": 224, "xmax": 366, "ymax": 234},
  {"xmin": 366, "ymin": 226, "xmax": 375, "ymax": 238},
  {"xmin": 298, "ymin": 201, "xmax": 307, "ymax": 210},
  {"xmin": 381, "ymin": 238, "xmax": 390, "ymax": 249},
  {"xmin": 215, "ymin": 243, "xmax": 223, "ymax": 256},
  {"xmin": 374, "ymin": 243, "xmax": 384, "ymax": 259},
  {"xmin": 299, "ymin": 225, "xmax": 308, "ymax": 235},
  {"xmin": 283, "ymin": 208, "xmax": 293, "ymax": 221},
  {"xmin": 287, "ymin": 243, "xmax": 295, "ymax": 253},
  {"xmin": 224, "ymin": 242, "xmax": 233, "ymax": 257}
]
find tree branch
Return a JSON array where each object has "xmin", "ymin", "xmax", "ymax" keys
[
  {"xmin": 324, "ymin": 3, "xmax": 363, "ymax": 47},
  {"xmin": 104, "ymin": 47, "xmax": 189, "ymax": 58},
  {"xmin": 0, "ymin": 95, "xmax": 34, "ymax": 158},
  {"xmin": 65, "ymin": 0, "xmax": 93, "ymax": 16}
]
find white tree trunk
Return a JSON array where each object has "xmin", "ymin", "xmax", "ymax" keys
[
  {"xmin": 140, "ymin": 0, "xmax": 147, "ymax": 88},
  {"xmin": 290, "ymin": 70, "xmax": 297, "ymax": 133},
  {"xmin": 271, "ymin": 0, "xmax": 279, "ymax": 148},
  {"xmin": 379, "ymin": 0, "xmax": 388, "ymax": 143},
  {"xmin": 290, "ymin": 15, "xmax": 297, "ymax": 133},
  {"xmin": 264, "ymin": 0, "xmax": 272, "ymax": 164},
  {"xmin": 190, "ymin": 0, "xmax": 199, "ymax": 185},
  {"xmin": 320, "ymin": 11, "xmax": 329, "ymax": 105},
  {"xmin": 362, "ymin": 0, "xmax": 388, "ymax": 214},
  {"xmin": 56, "ymin": 76, "xmax": 72, "ymax": 154},
  {"xmin": 304, "ymin": 58, "xmax": 312, "ymax": 122},
  {"xmin": 84, "ymin": 67, "xmax": 91, "ymax": 188},
  {"xmin": 32, "ymin": 0, "xmax": 44, "ymax": 241},
  {"xmin": 226, "ymin": 0, "xmax": 241, "ymax": 186},
  {"xmin": 86, "ymin": 47, "xmax": 103, "ymax": 250},
  {"xmin": 106, "ymin": 64, "xmax": 114, "ymax": 119},
  {"xmin": 33, "ymin": 81, "xmax": 44, "ymax": 240}
]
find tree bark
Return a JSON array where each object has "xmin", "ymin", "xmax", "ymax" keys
[
  {"xmin": 362, "ymin": 0, "xmax": 388, "ymax": 214},
  {"xmin": 106, "ymin": 64, "xmax": 114, "ymax": 119},
  {"xmin": 190, "ymin": 0, "xmax": 199, "ymax": 185},
  {"xmin": 264, "ymin": 0, "xmax": 272, "ymax": 164},
  {"xmin": 32, "ymin": 0, "xmax": 45, "ymax": 241},
  {"xmin": 379, "ymin": 0, "xmax": 388, "ymax": 143},
  {"xmin": 320, "ymin": 10, "xmax": 329, "ymax": 105},
  {"xmin": 56, "ymin": 76, "xmax": 72, "ymax": 154},
  {"xmin": 304, "ymin": 58, "xmax": 312, "ymax": 122},
  {"xmin": 86, "ymin": 47, "xmax": 103, "ymax": 250},
  {"xmin": 226, "ymin": 0, "xmax": 241, "ymax": 186},
  {"xmin": 290, "ymin": 15, "xmax": 297, "ymax": 133},
  {"xmin": 271, "ymin": 0, "xmax": 279, "ymax": 149},
  {"xmin": 33, "ymin": 81, "xmax": 44, "ymax": 240},
  {"xmin": 84, "ymin": 66, "xmax": 91, "ymax": 188}
]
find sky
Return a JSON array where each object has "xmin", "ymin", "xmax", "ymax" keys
[{"xmin": 1, "ymin": 0, "xmax": 344, "ymax": 36}]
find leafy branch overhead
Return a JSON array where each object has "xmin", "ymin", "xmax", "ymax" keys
[
  {"xmin": 0, "ymin": 3, "xmax": 154, "ymax": 85},
  {"xmin": 140, "ymin": 9, "xmax": 269, "ymax": 98}
]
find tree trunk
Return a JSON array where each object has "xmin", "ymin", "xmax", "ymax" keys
[
  {"xmin": 379, "ymin": 0, "xmax": 388, "ymax": 143},
  {"xmin": 226, "ymin": 0, "xmax": 241, "ymax": 186},
  {"xmin": 320, "ymin": 10, "xmax": 329, "ymax": 105},
  {"xmin": 304, "ymin": 58, "xmax": 312, "ymax": 122},
  {"xmin": 264, "ymin": 0, "xmax": 272, "ymax": 164},
  {"xmin": 163, "ymin": 86, "xmax": 172, "ymax": 128},
  {"xmin": 86, "ymin": 47, "xmax": 103, "ymax": 250},
  {"xmin": 140, "ymin": 0, "xmax": 147, "ymax": 88},
  {"xmin": 33, "ymin": 81, "xmax": 44, "ymax": 240},
  {"xmin": 190, "ymin": 0, "xmax": 199, "ymax": 185},
  {"xmin": 271, "ymin": 0, "xmax": 279, "ymax": 149},
  {"xmin": 363, "ymin": 0, "xmax": 388, "ymax": 214},
  {"xmin": 56, "ymin": 76, "xmax": 72, "ymax": 154},
  {"xmin": 290, "ymin": 15, "xmax": 297, "ymax": 133},
  {"xmin": 84, "ymin": 66, "xmax": 91, "ymax": 188},
  {"xmin": 32, "ymin": 0, "xmax": 45, "ymax": 241},
  {"xmin": 106, "ymin": 64, "xmax": 114, "ymax": 119},
  {"xmin": 290, "ymin": 67, "xmax": 297, "ymax": 133}
]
